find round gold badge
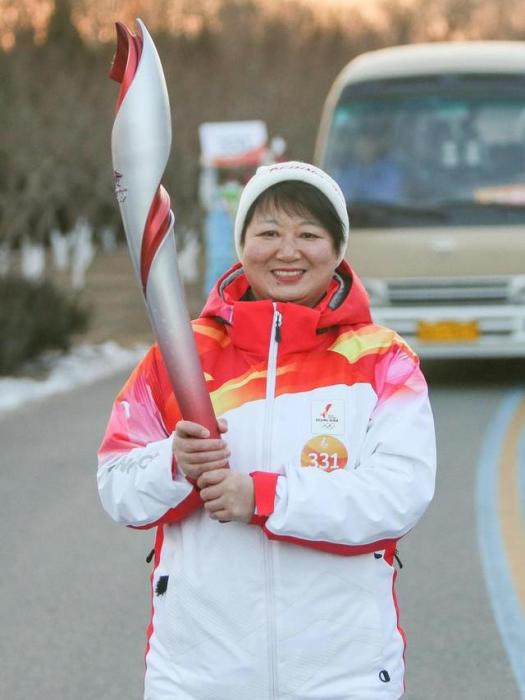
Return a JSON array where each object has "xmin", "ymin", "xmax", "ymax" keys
[{"xmin": 300, "ymin": 435, "xmax": 348, "ymax": 472}]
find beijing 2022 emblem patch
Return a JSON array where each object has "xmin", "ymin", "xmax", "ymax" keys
[{"xmin": 311, "ymin": 400, "xmax": 345, "ymax": 435}]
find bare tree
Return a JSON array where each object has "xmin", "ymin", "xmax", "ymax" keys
[{"xmin": 1, "ymin": 0, "xmax": 524, "ymax": 250}]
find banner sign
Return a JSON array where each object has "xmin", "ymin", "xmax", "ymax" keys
[{"xmin": 199, "ymin": 121, "xmax": 268, "ymax": 165}]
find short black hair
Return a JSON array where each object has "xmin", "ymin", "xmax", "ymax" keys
[{"xmin": 240, "ymin": 181, "xmax": 345, "ymax": 254}]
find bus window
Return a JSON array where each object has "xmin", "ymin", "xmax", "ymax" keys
[{"xmin": 322, "ymin": 79, "xmax": 525, "ymax": 227}]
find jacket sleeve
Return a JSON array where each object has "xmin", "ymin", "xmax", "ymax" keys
[
  {"xmin": 250, "ymin": 346, "xmax": 436, "ymax": 555},
  {"xmin": 97, "ymin": 346, "xmax": 202, "ymax": 529}
]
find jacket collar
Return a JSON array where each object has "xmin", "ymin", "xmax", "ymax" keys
[{"xmin": 200, "ymin": 260, "xmax": 372, "ymax": 354}]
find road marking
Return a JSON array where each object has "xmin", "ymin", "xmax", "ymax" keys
[
  {"xmin": 499, "ymin": 396, "xmax": 525, "ymax": 614},
  {"xmin": 518, "ymin": 425, "xmax": 525, "ymax": 544},
  {"xmin": 477, "ymin": 390, "xmax": 525, "ymax": 698}
]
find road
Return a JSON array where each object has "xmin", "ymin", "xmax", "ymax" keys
[{"xmin": 1, "ymin": 358, "xmax": 524, "ymax": 699}]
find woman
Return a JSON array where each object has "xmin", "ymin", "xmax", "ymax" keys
[{"xmin": 98, "ymin": 161, "xmax": 436, "ymax": 700}]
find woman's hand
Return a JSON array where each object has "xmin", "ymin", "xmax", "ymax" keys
[
  {"xmin": 198, "ymin": 469, "xmax": 255, "ymax": 523},
  {"xmin": 173, "ymin": 418, "xmax": 229, "ymax": 483}
]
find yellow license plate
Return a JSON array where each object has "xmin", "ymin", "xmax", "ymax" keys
[{"xmin": 417, "ymin": 320, "xmax": 480, "ymax": 343}]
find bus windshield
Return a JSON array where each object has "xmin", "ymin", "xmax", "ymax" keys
[{"xmin": 323, "ymin": 77, "xmax": 525, "ymax": 227}]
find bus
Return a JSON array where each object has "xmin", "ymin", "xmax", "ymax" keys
[{"xmin": 315, "ymin": 42, "xmax": 525, "ymax": 357}]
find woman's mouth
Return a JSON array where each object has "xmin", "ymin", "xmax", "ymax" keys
[{"xmin": 272, "ymin": 269, "xmax": 305, "ymax": 283}]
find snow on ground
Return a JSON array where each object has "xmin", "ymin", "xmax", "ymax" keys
[{"xmin": 0, "ymin": 342, "xmax": 148, "ymax": 416}]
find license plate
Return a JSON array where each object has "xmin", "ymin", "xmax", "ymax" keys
[{"xmin": 417, "ymin": 320, "xmax": 480, "ymax": 343}]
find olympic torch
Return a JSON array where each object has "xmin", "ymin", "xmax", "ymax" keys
[{"xmin": 109, "ymin": 19, "xmax": 219, "ymax": 438}]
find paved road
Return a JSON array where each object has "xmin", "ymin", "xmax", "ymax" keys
[
  {"xmin": 399, "ymin": 359, "xmax": 524, "ymax": 700},
  {"xmin": 1, "ymin": 358, "xmax": 524, "ymax": 699}
]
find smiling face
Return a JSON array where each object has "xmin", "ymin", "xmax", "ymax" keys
[{"xmin": 241, "ymin": 204, "xmax": 339, "ymax": 307}]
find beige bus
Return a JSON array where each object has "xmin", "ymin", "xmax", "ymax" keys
[{"xmin": 315, "ymin": 42, "xmax": 525, "ymax": 357}]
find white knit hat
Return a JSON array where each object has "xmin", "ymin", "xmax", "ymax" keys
[{"xmin": 233, "ymin": 161, "xmax": 349, "ymax": 263}]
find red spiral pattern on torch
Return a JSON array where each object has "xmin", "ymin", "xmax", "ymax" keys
[
  {"xmin": 110, "ymin": 22, "xmax": 173, "ymax": 293},
  {"xmin": 140, "ymin": 186, "xmax": 172, "ymax": 292}
]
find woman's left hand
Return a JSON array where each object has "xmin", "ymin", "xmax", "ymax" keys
[{"xmin": 198, "ymin": 470, "xmax": 255, "ymax": 523}]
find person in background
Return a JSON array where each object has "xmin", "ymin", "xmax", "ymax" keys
[
  {"xmin": 97, "ymin": 161, "xmax": 436, "ymax": 700},
  {"xmin": 202, "ymin": 168, "xmax": 242, "ymax": 293},
  {"xmin": 336, "ymin": 120, "xmax": 404, "ymax": 203}
]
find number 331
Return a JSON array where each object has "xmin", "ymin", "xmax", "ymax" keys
[{"xmin": 308, "ymin": 452, "xmax": 339, "ymax": 471}]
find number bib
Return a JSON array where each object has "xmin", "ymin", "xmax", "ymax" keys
[{"xmin": 300, "ymin": 435, "xmax": 348, "ymax": 472}]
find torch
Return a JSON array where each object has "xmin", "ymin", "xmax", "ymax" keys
[{"xmin": 109, "ymin": 19, "xmax": 219, "ymax": 439}]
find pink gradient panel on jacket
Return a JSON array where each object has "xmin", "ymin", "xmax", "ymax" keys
[
  {"xmin": 373, "ymin": 346, "xmax": 426, "ymax": 410},
  {"xmin": 98, "ymin": 367, "xmax": 168, "ymax": 463}
]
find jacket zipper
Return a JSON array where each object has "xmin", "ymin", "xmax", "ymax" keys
[
  {"xmin": 262, "ymin": 305, "xmax": 281, "ymax": 468},
  {"xmin": 262, "ymin": 304, "xmax": 281, "ymax": 700}
]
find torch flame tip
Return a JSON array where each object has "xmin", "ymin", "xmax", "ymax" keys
[
  {"xmin": 109, "ymin": 19, "xmax": 144, "ymax": 107},
  {"xmin": 109, "ymin": 22, "xmax": 132, "ymax": 83}
]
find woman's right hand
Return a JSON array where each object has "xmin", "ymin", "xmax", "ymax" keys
[{"xmin": 173, "ymin": 418, "xmax": 229, "ymax": 483}]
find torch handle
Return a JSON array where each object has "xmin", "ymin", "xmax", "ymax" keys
[{"xmin": 144, "ymin": 214, "xmax": 220, "ymax": 439}]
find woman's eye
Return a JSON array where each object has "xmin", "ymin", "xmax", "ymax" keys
[
  {"xmin": 258, "ymin": 230, "xmax": 278, "ymax": 237},
  {"xmin": 301, "ymin": 232, "xmax": 319, "ymax": 239}
]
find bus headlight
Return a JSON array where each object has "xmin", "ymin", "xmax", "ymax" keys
[
  {"xmin": 364, "ymin": 279, "xmax": 388, "ymax": 306},
  {"xmin": 509, "ymin": 276, "xmax": 525, "ymax": 303}
]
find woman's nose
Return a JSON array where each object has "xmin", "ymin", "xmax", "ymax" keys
[{"xmin": 276, "ymin": 236, "xmax": 300, "ymax": 259}]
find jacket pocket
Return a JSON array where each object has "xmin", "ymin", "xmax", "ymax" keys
[{"xmin": 277, "ymin": 572, "xmax": 383, "ymax": 696}]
